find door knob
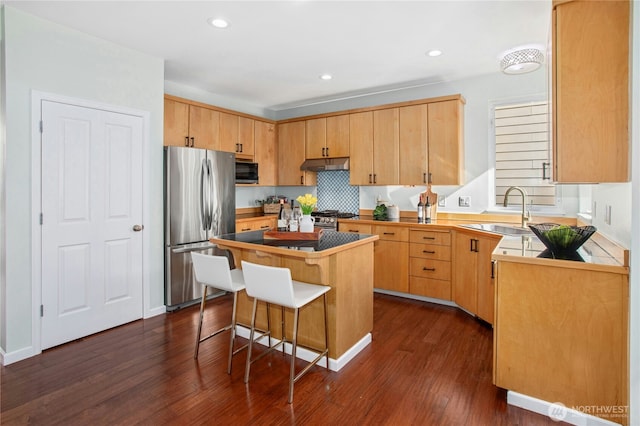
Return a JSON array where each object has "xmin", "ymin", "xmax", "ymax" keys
[{"xmin": 133, "ymin": 224, "xmax": 144, "ymax": 232}]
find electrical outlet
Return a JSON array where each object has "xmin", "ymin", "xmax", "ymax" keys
[
  {"xmin": 458, "ymin": 196, "xmax": 471, "ymax": 207},
  {"xmin": 605, "ymin": 205, "xmax": 612, "ymax": 225},
  {"xmin": 438, "ymin": 195, "xmax": 446, "ymax": 207}
]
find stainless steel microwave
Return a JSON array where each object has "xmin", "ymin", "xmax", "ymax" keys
[{"xmin": 235, "ymin": 161, "xmax": 259, "ymax": 184}]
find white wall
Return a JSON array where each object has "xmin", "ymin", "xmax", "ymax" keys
[{"xmin": 0, "ymin": 7, "xmax": 165, "ymax": 357}]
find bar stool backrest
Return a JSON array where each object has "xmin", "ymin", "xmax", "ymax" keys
[
  {"xmin": 241, "ymin": 261, "xmax": 296, "ymax": 308},
  {"xmin": 191, "ymin": 252, "xmax": 239, "ymax": 292}
]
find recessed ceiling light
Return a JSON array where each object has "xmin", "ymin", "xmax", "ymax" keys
[
  {"xmin": 319, "ymin": 74, "xmax": 333, "ymax": 80},
  {"xmin": 426, "ymin": 50, "xmax": 442, "ymax": 57},
  {"xmin": 208, "ymin": 17, "xmax": 229, "ymax": 29}
]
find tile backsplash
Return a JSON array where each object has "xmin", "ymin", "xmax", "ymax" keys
[{"xmin": 317, "ymin": 171, "xmax": 359, "ymax": 214}]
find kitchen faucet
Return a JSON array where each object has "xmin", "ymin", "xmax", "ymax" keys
[{"xmin": 503, "ymin": 186, "xmax": 530, "ymax": 228}]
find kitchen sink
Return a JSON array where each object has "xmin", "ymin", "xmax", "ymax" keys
[{"xmin": 460, "ymin": 223, "xmax": 533, "ymax": 236}]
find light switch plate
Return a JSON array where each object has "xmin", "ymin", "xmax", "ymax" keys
[
  {"xmin": 458, "ymin": 196, "xmax": 471, "ymax": 207},
  {"xmin": 438, "ymin": 195, "xmax": 446, "ymax": 207}
]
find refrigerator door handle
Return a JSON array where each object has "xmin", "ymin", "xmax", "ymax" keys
[
  {"xmin": 200, "ymin": 159, "xmax": 208, "ymax": 231},
  {"xmin": 205, "ymin": 158, "xmax": 213, "ymax": 230}
]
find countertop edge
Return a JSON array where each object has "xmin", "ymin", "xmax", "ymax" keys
[{"xmin": 211, "ymin": 234, "xmax": 379, "ymax": 259}]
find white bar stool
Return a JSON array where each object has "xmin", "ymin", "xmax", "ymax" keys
[
  {"xmin": 191, "ymin": 252, "xmax": 250, "ymax": 374},
  {"xmin": 241, "ymin": 260, "xmax": 330, "ymax": 404}
]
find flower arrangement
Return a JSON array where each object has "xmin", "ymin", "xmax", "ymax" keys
[{"xmin": 296, "ymin": 193, "xmax": 317, "ymax": 215}]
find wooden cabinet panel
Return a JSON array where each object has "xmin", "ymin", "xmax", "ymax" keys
[
  {"xmin": 409, "ymin": 243, "xmax": 451, "ymax": 261},
  {"xmin": 305, "ymin": 117, "xmax": 326, "ymax": 159},
  {"xmin": 305, "ymin": 115, "xmax": 350, "ymax": 160},
  {"xmin": 409, "ymin": 258, "xmax": 450, "ymax": 281},
  {"xmin": 372, "ymin": 108, "xmax": 399, "ymax": 185},
  {"xmin": 410, "ymin": 230, "xmax": 451, "ymax": 246},
  {"xmin": 219, "ymin": 112, "xmax": 239, "ymax": 154},
  {"xmin": 277, "ymin": 121, "xmax": 316, "ymax": 186},
  {"xmin": 326, "ymin": 115, "xmax": 349, "ymax": 158},
  {"xmin": 163, "ymin": 98, "xmax": 189, "ymax": 147},
  {"xmin": 494, "ymin": 261, "xmax": 628, "ymax": 423},
  {"xmin": 453, "ymin": 230, "xmax": 499, "ymax": 323},
  {"xmin": 427, "ymin": 100, "xmax": 464, "ymax": 185},
  {"xmin": 163, "ymin": 98, "xmax": 220, "ymax": 149},
  {"xmin": 453, "ymin": 232, "xmax": 479, "ymax": 313},
  {"xmin": 236, "ymin": 217, "xmax": 276, "ymax": 233},
  {"xmin": 237, "ymin": 117, "xmax": 255, "ymax": 159},
  {"xmin": 349, "ymin": 111, "xmax": 374, "ymax": 185},
  {"xmin": 409, "ymin": 276, "xmax": 451, "ymax": 300},
  {"xmin": 254, "ymin": 121, "xmax": 277, "ymax": 186},
  {"xmin": 338, "ymin": 222, "xmax": 371, "ymax": 234},
  {"xmin": 374, "ymin": 240, "xmax": 408, "ymax": 292},
  {"xmin": 371, "ymin": 225, "xmax": 408, "ymax": 242},
  {"xmin": 409, "ymin": 229, "xmax": 452, "ymax": 301},
  {"xmin": 188, "ymin": 105, "xmax": 219, "ymax": 150},
  {"xmin": 553, "ymin": 0, "xmax": 629, "ymax": 183},
  {"xmin": 399, "ymin": 104, "xmax": 428, "ymax": 185},
  {"xmin": 220, "ymin": 113, "xmax": 254, "ymax": 159}
]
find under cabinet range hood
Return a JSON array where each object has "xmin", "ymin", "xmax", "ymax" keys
[{"xmin": 300, "ymin": 157, "xmax": 349, "ymax": 171}]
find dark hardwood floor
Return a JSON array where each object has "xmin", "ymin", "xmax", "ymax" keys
[{"xmin": 1, "ymin": 293, "xmax": 560, "ymax": 425}]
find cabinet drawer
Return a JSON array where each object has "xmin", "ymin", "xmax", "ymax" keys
[
  {"xmin": 409, "ymin": 243, "xmax": 451, "ymax": 261},
  {"xmin": 410, "ymin": 230, "xmax": 451, "ymax": 246},
  {"xmin": 410, "ymin": 276, "xmax": 451, "ymax": 301},
  {"xmin": 338, "ymin": 222, "xmax": 372, "ymax": 234},
  {"xmin": 409, "ymin": 258, "xmax": 451, "ymax": 281},
  {"xmin": 372, "ymin": 225, "xmax": 409, "ymax": 242}
]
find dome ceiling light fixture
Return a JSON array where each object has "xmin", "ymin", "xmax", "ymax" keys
[{"xmin": 500, "ymin": 47, "xmax": 544, "ymax": 74}]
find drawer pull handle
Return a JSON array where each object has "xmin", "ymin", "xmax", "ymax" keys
[
  {"xmin": 383, "ymin": 232, "xmax": 395, "ymax": 235},
  {"xmin": 422, "ymin": 267, "xmax": 436, "ymax": 271},
  {"xmin": 241, "ymin": 227, "xmax": 251, "ymax": 231},
  {"xmin": 260, "ymin": 225, "xmax": 270, "ymax": 229},
  {"xmin": 423, "ymin": 250, "xmax": 436, "ymax": 254},
  {"xmin": 348, "ymin": 229, "xmax": 360, "ymax": 233},
  {"xmin": 423, "ymin": 236, "xmax": 435, "ymax": 240}
]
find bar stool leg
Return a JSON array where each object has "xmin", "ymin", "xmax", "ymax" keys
[
  {"xmin": 244, "ymin": 298, "xmax": 259, "ymax": 384},
  {"xmin": 194, "ymin": 285, "xmax": 208, "ymax": 359},
  {"xmin": 288, "ymin": 307, "xmax": 300, "ymax": 403},
  {"xmin": 227, "ymin": 291, "xmax": 239, "ymax": 374}
]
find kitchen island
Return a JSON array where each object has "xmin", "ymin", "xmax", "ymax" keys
[{"xmin": 211, "ymin": 230, "xmax": 379, "ymax": 371}]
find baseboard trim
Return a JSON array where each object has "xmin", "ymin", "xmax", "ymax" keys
[
  {"xmin": 144, "ymin": 305, "xmax": 166, "ymax": 319},
  {"xmin": 236, "ymin": 325, "xmax": 371, "ymax": 372},
  {"xmin": 507, "ymin": 391, "xmax": 624, "ymax": 426},
  {"xmin": 1, "ymin": 345, "xmax": 39, "ymax": 366}
]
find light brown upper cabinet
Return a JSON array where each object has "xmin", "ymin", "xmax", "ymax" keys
[
  {"xmin": 278, "ymin": 121, "xmax": 317, "ymax": 186},
  {"xmin": 220, "ymin": 112, "xmax": 255, "ymax": 160},
  {"xmin": 427, "ymin": 99, "xmax": 464, "ymax": 185},
  {"xmin": 349, "ymin": 109, "xmax": 399, "ymax": 185},
  {"xmin": 305, "ymin": 115, "xmax": 350, "ymax": 159},
  {"xmin": 254, "ymin": 121, "xmax": 277, "ymax": 186},
  {"xmin": 164, "ymin": 98, "xmax": 220, "ymax": 150},
  {"xmin": 399, "ymin": 104, "xmax": 428, "ymax": 185},
  {"xmin": 552, "ymin": 0, "xmax": 629, "ymax": 183}
]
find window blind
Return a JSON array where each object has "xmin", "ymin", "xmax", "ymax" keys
[{"xmin": 495, "ymin": 101, "xmax": 555, "ymax": 206}]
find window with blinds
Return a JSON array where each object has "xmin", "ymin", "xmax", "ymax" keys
[{"xmin": 495, "ymin": 101, "xmax": 555, "ymax": 207}]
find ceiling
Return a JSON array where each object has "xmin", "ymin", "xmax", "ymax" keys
[{"xmin": 4, "ymin": 1, "xmax": 552, "ymax": 111}]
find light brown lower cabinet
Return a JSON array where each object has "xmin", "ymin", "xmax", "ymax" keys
[
  {"xmin": 409, "ymin": 229, "xmax": 452, "ymax": 300},
  {"xmin": 493, "ymin": 260, "xmax": 629, "ymax": 426},
  {"xmin": 371, "ymin": 225, "xmax": 408, "ymax": 293},
  {"xmin": 452, "ymin": 230, "xmax": 500, "ymax": 324},
  {"xmin": 236, "ymin": 217, "xmax": 276, "ymax": 233}
]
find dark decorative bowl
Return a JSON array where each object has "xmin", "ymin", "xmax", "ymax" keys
[{"xmin": 529, "ymin": 223, "xmax": 596, "ymax": 260}]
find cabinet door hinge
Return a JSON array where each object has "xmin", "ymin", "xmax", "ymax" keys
[
  {"xmin": 39, "ymin": 120, "xmax": 43, "ymax": 133},
  {"xmin": 39, "ymin": 213, "xmax": 43, "ymax": 225},
  {"xmin": 40, "ymin": 304, "xmax": 44, "ymax": 317}
]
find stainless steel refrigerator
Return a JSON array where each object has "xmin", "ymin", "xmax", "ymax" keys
[{"xmin": 164, "ymin": 147, "xmax": 236, "ymax": 310}]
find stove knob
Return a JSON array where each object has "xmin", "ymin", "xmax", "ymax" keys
[{"xmin": 329, "ymin": 217, "xmax": 335, "ymax": 223}]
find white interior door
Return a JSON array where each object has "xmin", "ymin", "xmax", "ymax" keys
[{"xmin": 40, "ymin": 100, "xmax": 143, "ymax": 350}]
